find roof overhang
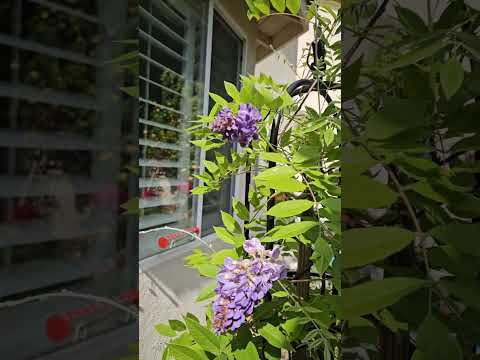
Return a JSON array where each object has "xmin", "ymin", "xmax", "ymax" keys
[
  {"xmin": 256, "ymin": 14, "xmax": 308, "ymax": 62},
  {"xmin": 255, "ymin": 0, "xmax": 340, "ymax": 62}
]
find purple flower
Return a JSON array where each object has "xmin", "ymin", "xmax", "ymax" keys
[
  {"xmin": 212, "ymin": 239, "xmax": 287, "ymax": 334},
  {"xmin": 211, "ymin": 104, "xmax": 262, "ymax": 147},
  {"xmin": 210, "ymin": 108, "xmax": 238, "ymax": 142}
]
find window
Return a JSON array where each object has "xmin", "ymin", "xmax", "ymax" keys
[
  {"xmin": 0, "ymin": 0, "xmax": 136, "ymax": 357},
  {"xmin": 201, "ymin": 11, "xmax": 244, "ymax": 235},
  {"xmin": 139, "ymin": 1, "xmax": 244, "ymax": 259},
  {"xmin": 138, "ymin": 0, "xmax": 208, "ymax": 260}
]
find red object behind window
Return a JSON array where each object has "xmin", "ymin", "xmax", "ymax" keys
[
  {"xmin": 45, "ymin": 314, "xmax": 72, "ymax": 343},
  {"xmin": 157, "ymin": 226, "xmax": 200, "ymax": 249}
]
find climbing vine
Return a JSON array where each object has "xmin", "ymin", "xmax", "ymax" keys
[{"xmin": 157, "ymin": 1, "xmax": 342, "ymax": 359}]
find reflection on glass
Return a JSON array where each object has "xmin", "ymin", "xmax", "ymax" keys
[
  {"xmin": 0, "ymin": 0, "xmax": 137, "ymax": 357},
  {"xmin": 138, "ymin": 0, "xmax": 207, "ymax": 259}
]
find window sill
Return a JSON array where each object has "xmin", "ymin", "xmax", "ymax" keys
[{"xmin": 139, "ymin": 233, "xmax": 223, "ymax": 272}]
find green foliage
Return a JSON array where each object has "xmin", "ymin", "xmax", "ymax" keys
[
  {"xmin": 258, "ymin": 324, "xmax": 294, "ymax": 351},
  {"xmin": 159, "ymin": 2, "xmax": 342, "ymax": 358},
  {"xmin": 266, "ymin": 200, "xmax": 314, "ymax": 217},
  {"xmin": 343, "ymin": 1, "xmax": 480, "ymax": 358},
  {"xmin": 333, "ymin": 278, "xmax": 428, "ymax": 319},
  {"xmin": 246, "ymin": 0, "xmax": 303, "ymax": 19},
  {"xmin": 342, "ymin": 227, "xmax": 414, "ymax": 269}
]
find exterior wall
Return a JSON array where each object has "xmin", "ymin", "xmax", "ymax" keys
[
  {"xmin": 255, "ymin": 37, "xmax": 300, "ymax": 86},
  {"xmin": 255, "ymin": 3, "xmax": 340, "ymax": 109},
  {"xmin": 139, "ymin": 1, "xmax": 256, "ymax": 358}
]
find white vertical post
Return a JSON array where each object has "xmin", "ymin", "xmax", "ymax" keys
[
  {"xmin": 195, "ymin": 0, "xmax": 214, "ymax": 236},
  {"xmin": 179, "ymin": 5, "xmax": 196, "ymax": 232}
]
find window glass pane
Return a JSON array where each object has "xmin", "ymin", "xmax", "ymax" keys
[
  {"xmin": 0, "ymin": 0, "xmax": 137, "ymax": 357},
  {"xmin": 201, "ymin": 11, "xmax": 243, "ymax": 235},
  {"xmin": 139, "ymin": 0, "xmax": 208, "ymax": 259}
]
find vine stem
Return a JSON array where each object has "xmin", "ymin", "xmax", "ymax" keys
[
  {"xmin": 0, "ymin": 290, "xmax": 138, "ymax": 318},
  {"xmin": 278, "ymin": 279, "xmax": 337, "ymax": 356},
  {"xmin": 343, "ymin": 0, "xmax": 390, "ymax": 66},
  {"xmin": 387, "ymin": 168, "xmax": 432, "ymax": 315}
]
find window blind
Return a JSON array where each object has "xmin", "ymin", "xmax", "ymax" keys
[{"xmin": 138, "ymin": 0, "xmax": 208, "ymax": 259}]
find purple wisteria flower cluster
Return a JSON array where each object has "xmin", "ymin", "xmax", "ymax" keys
[
  {"xmin": 213, "ymin": 238, "xmax": 287, "ymax": 334},
  {"xmin": 210, "ymin": 103, "xmax": 262, "ymax": 147}
]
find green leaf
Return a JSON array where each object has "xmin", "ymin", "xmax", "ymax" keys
[
  {"xmin": 366, "ymin": 97, "xmax": 427, "ymax": 139},
  {"xmin": 204, "ymin": 160, "xmax": 219, "ymax": 174},
  {"xmin": 224, "ymin": 81, "xmax": 240, "ymax": 101},
  {"xmin": 272, "ymin": 291, "xmax": 289, "ymax": 298},
  {"xmin": 213, "ymin": 226, "xmax": 237, "ymax": 245},
  {"xmin": 221, "ymin": 211, "xmax": 241, "ymax": 233},
  {"xmin": 196, "ymin": 264, "xmax": 219, "ymax": 278},
  {"xmin": 331, "ymin": 277, "xmax": 427, "ymax": 319},
  {"xmin": 342, "ymin": 227, "xmax": 415, "ymax": 268},
  {"xmin": 258, "ymin": 324, "xmax": 293, "ymax": 351},
  {"xmin": 264, "ymin": 344, "xmax": 281, "ymax": 360},
  {"xmin": 395, "ymin": 6, "xmax": 428, "ymax": 33},
  {"xmin": 374, "ymin": 309, "xmax": 408, "ymax": 332},
  {"xmin": 155, "ymin": 323, "xmax": 176, "ymax": 337},
  {"xmin": 383, "ymin": 40, "xmax": 447, "ymax": 71},
  {"xmin": 255, "ymin": 166, "xmax": 306, "ymax": 192},
  {"xmin": 324, "ymin": 128, "xmax": 335, "ymax": 146},
  {"xmin": 196, "ymin": 282, "xmax": 217, "ymax": 302},
  {"xmin": 260, "ymin": 152, "xmax": 289, "ymax": 164},
  {"xmin": 253, "ymin": 0, "xmax": 270, "ymax": 14},
  {"xmin": 286, "ymin": 0, "xmax": 301, "ymax": 14},
  {"xmin": 271, "ymin": 0, "xmax": 286, "ymax": 12},
  {"xmin": 440, "ymin": 58, "xmax": 464, "ymax": 99},
  {"xmin": 107, "ymin": 50, "xmax": 138, "ymax": 64},
  {"xmin": 169, "ymin": 320, "xmax": 186, "ymax": 332},
  {"xmin": 312, "ymin": 237, "xmax": 334, "ymax": 274},
  {"xmin": 257, "ymin": 177, "xmax": 306, "ymax": 192},
  {"xmin": 191, "ymin": 186, "xmax": 210, "ymax": 195},
  {"xmin": 282, "ymin": 317, "xmax": 304, "ymax": 341},
  {"xmin": 343, "ymin": 55, "xmax": 363, "ymax": 100},
  {"xmin": 410, "ymin": 181, "xmax": 447, "ymax": 203},
  {"xmin": 450, "ymin": 135, "xmax": 480, "ymax": 153},
  {"xmin": 234, "ymin": 342, "xmax": 260, "ymax": 360},
  {"xmin": 185, "ymin": 317, "xmax": 220, "ymax": 355},
  {"xmin": 256, "ymin": 166, "xmax": 296, "ymax": 179},
  {"xmin": 411, "ymin": 351, "xmax": 426, "ymax": 360},
  {"xmin": 266, "ymin": 200, "xmax": 313, "ymax": 217},
  {"xmin": 435, "ymin": 1, "xmax": 464, "ymax": 29},
  {"xmin": 416, "ymin": 315, "xmax": 462, "ymax": 360},
  {"xmin": 456, "ymin": 32, "xmax": 480, "ymax": 60},
  {"xmin": 430, "ymin": 223, "xmax": 480, "ymax": 257},
  {"xmin": 343, "ymin": 174, "xmax": 397, "ymax": 209},
  {"xmin": 342, "ymin": 146, "xmax": 377, "ymax": 174},
  {"xmin": 120, "ymin": 198, "xmax": 139, "ymax": 214},
  {"xmin": 209, "ymin": 93, "xmax": 228, "ymax": 106},
  {"xmin": 321, "ymin": 198, "xmax": 340, "ymax": 214},
  {"xmin": 211, "ymin": 249, "xmax": 239, "ymax": 265},
  {"xmin": 266, "ymin": 221, "xmax": 318, "ymax": 241},
  {"xmin": 292, "ymin": 145, "xmax": 321, "ymax": 164},
  {"xmin": 120, "ymin": 86, "xmax": 138, "ymax": 97},
  {"xmin": 443, "ymin": 280, "xmax": 480, "ymax": 312},
  {"xmin": 167, "ymin": 344, "xmax": 208, "ymax": 360},
  {"xmin": 233, "ymin": 198, "xmax": 250, "ymax": 221}
]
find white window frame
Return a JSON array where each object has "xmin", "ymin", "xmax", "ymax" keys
[
  {"xmin": 195, "ymin": 0, "xmax": 248, "ymax": 236},
  {"xmin": 139, "ymin": 0, "xmax": 248, "ymax": 265}
]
